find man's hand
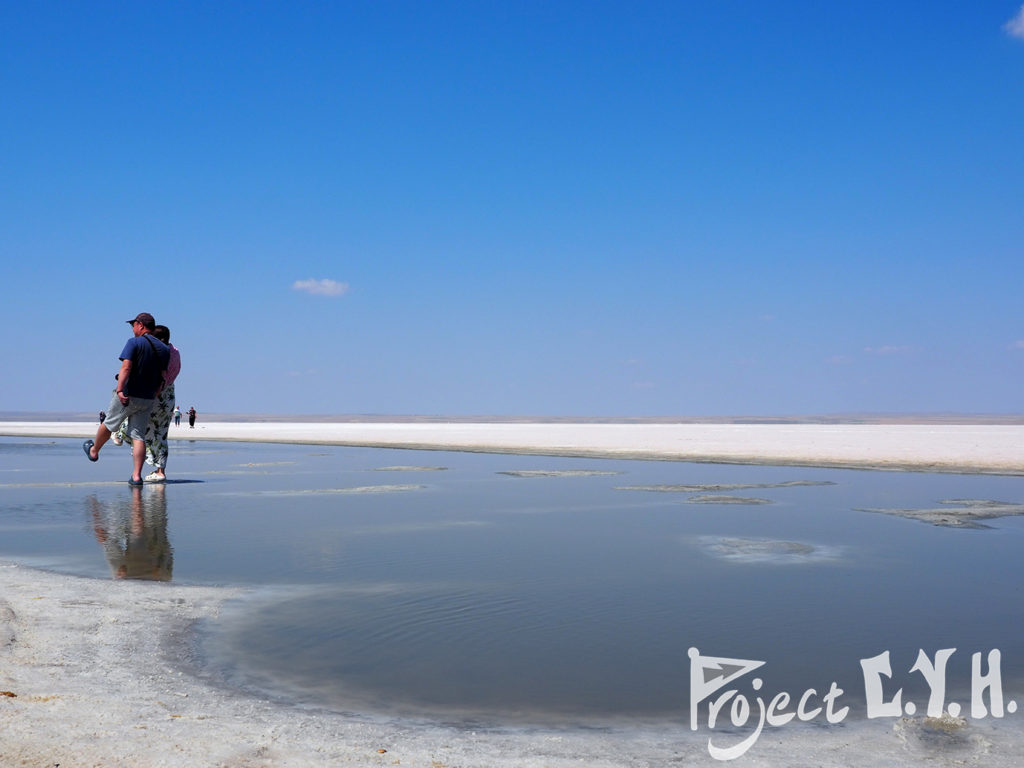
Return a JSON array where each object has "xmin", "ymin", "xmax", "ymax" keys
[{"xmin": 117, "ymin": 358, "xmax": 132, "ymax": 405}]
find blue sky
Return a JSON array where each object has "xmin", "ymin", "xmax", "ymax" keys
[{"xmin": 3, "ymin": 1, "xmax": 1023, "ymax": 416}]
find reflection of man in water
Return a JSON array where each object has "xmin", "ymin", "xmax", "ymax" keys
[{"xmin": 90, "ymin": 485, "xmax": 173, "ymax": 581}]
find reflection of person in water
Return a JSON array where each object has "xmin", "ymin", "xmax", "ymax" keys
[{"xmin": 89, "ymin": 485, "xmax": 173, "ymax": 581}]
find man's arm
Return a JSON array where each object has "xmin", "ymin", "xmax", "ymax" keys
[{"xmin": 116, "ymin": 359, "xmax": 132, "ymax": 404}]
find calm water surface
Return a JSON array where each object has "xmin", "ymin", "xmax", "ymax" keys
[{"xmin": 2, "ymin": 436, "xmax": 1023, "ymax": 723}]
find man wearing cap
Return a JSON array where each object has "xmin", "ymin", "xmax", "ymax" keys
[{"xmin": 83, "ymin": 313, "xmax": 171, "ymax": 485}]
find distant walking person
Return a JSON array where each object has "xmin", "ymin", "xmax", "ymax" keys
[
  {"xmin": 114, "ymin": 325, "xmax": 181, "ymax": 482},
  {"xmin": 173, "ymin": 405, "xmax": 182, "ymax": 427},
  {"xmin": 99, "ymin": 411, "xmax": 106, "ymax": 424},
  {"xmin": 83, "ymin": 313, "xmax": 170, "ymax": 485},
  {"xmin": 187, "ymin": 407, "xmax": 197, "ymax": 429}
]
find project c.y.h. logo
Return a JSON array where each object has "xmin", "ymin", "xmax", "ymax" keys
[{"xmin": 688, "ymin": 646, "xmax": 1015, "ymax": 761}]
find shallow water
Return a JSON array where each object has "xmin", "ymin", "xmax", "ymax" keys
[{"xmin": 2, "ymin": 436, "xmax": 1024, "ymax": 728}]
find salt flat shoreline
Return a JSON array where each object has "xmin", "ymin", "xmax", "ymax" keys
[{"xmin": 3, "ymin": 421, "xmax": 1023, "ymax": 474}]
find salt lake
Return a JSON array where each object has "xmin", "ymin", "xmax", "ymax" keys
[{"xmin": 2, "ymin": 435, "xmax": 1023, "ymax": 729}]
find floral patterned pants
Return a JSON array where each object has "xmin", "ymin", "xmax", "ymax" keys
[{"xmin": 116, "ymin": 384, "xmax": 175, "ymax": 469}]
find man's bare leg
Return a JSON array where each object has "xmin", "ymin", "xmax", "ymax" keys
[
  {"xmin": 89, "ymin": 425, "xmax": 112, "ymax": 460},
  {"xmin": 131, "ymin": 439, "xmax": 146, "ymax": 482}
]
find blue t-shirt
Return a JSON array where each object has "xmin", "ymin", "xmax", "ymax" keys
[{"xmin": 119, "ymin": 334, "xmax": 171, "ymax": 399}]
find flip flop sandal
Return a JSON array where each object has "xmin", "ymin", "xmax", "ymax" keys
[
  {"xmin": 128, "ymin": 477, "xmax": 144, "ymax": 486},
  {"xmin": 83, "ymin": 440, "xmax": 98, "ymax": 462}
]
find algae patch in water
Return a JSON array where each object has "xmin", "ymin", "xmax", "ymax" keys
[
  {"xmin": 857, "ymin": 499, "xmax": 1024, "ymax": 529},
  {"xmin": 616, "ymin": 480, "xmax": 834, "ymax": 492},
  {"xmin": 498, "ymin": 470, "xmax": 621, "ymax": 478},
  {"xmin": 684, "ymin": 495, "xmax": 772, "ymax": 505},
  {"xmin": 374, "ymin": 466, "xmax": 449, "ymax": 472},
  {"xmin": 700, "ymin": 537, "xmax": 842, "ymax": 564}
]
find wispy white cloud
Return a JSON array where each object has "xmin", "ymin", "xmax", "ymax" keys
[
  {"xmin": 1005, "ymin": 4, "xmax": 1024, "ymax": 39},
  {"xmin": 1010, "ymin": 340, "xmax": 1024, "ymax": 350},
  {"xmin": 863, "ymin": 345, "xmax": 911, "ymax": 356},
  {"xmin": 292, "ymin": 278, "xmax": 349, "ymax": 297}
]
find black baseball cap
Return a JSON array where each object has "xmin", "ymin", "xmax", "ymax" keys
[{"xmin": 126, "ymin": 312, "xmax": 156, "ymax": 330}]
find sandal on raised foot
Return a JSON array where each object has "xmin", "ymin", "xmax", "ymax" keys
[
  {"xmin": 143, "ymin": 472, "xmax": 166, "ymax": 483},
  {"xmin": 83, "ymin": 440, "xmax": 98, "ymax": 462}
]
